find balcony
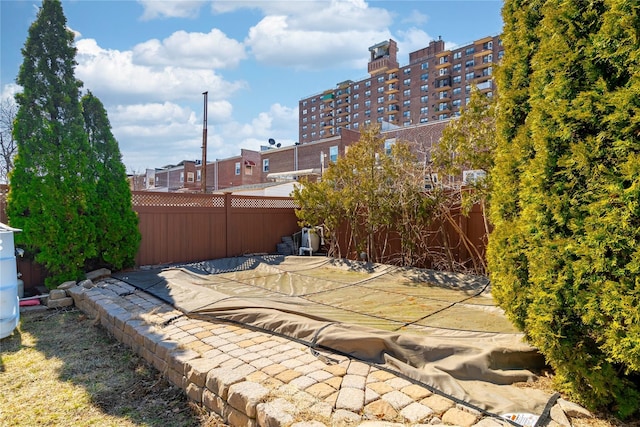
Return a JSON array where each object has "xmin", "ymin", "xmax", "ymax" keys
[
  {"xmin": 473, "ymin": 67, "xmax": 493, "ymax": 83},
  {"xmin": 386, "ymin": 83, "xmax": 399, "ymax": 93},
  {"xmin": 384, "ymin": 95, "xmax": 399, "ymax": 105},
  {"xmin": 434, "ymin": 76, "xmax": 451, "ymax": 90},
  {"xmin": 321, "ymin": 93, "xmax": 334, "ymax": 102},
  {"xmin": 386, "ymin": 71, "xmax": 399, "ymax": 83},
  {"xmin": 437, "ymin": 91, "xmax": 451, "ymax": 101},
  {"xmin": 434, "ymin": 103, "xmax": 451, "ymax": 113},
  {"xmin": 476, "ymin": 80, "xmax": 493, "ymax": 92}
]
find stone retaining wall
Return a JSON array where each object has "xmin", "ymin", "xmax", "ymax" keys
[{"xmin": 63, "ymin": 277, "xmax": 587, "ymax": 427}]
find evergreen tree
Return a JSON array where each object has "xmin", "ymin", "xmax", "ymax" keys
[
  {"xmin": 488, "ymin": 0, "xmax": 640, "ymax": 417},
  {"xmin": 7, "ymin": 0, "xmax": 96, "ymax": 288},
  {"xmin": 81, "ymin": 91, "xmax": 140, "ymax": 271}
]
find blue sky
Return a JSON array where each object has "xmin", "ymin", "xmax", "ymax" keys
[{"xmin": 1, "ymin": 0, "xmax": 503, "ymax": 173}]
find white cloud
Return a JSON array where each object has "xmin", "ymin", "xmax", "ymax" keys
[
  {"xmin": 74, "ymin": 38, "xmax": 247, "ymax": 104},
  {"xmin": 395, "ymin": 28, "xmax": 435, "ymax": 63},
  {"xmin": 215, "ymin": 103, "xmax": 298, "ymax": 156},
  {"xmin": 245, "ymin": 15, "xmax": 388, "ymax": 70},
  {"xmin": 1, "ymin": 84, "xmax": 21, "ymax": 104},
  {"xmin": 132, "ymin": 29, "xmax": 246, "ymax": 69},
  {"xmin": 402, "ymin": 9, "xmax": 429, "ymax": 26},
  {"xmin": 137, "ymin": 0, "xmax": 205, "ymax": 20}
]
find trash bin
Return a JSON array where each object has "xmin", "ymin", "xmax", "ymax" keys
[{"xmin": 0, "ymin": 223, "xmax": 21, "ymax": 339}]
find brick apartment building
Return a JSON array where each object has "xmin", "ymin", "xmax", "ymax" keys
[
  {"xmin": 131, "ymin": 34, "xmax": 500, "ymax": 193},
  {"xmin": 298, "ymin": 35, "xmax": 502, "ymax": 144}
]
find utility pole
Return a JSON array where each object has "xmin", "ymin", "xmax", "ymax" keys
[{"xmin": 201, "ymin": 91, "xmax": 208, "ymax": 193}]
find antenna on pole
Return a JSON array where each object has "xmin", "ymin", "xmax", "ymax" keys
[{"xmin": 201, "ymin": 91, "xmax": 208, "ymax": 193}]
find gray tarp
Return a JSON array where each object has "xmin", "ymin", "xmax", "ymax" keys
[{"xmin": 114, "ymin": 255, "xmax": 552, "ymax": 422}]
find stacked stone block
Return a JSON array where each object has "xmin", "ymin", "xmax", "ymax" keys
[{"xmin": 65, "ymin": 278, "xmax": 589, "ymax": 427}]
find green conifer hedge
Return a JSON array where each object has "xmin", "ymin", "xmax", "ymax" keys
[{"xmin": 488, "ymin": 0, "xmax": 640, "ymax": 418}]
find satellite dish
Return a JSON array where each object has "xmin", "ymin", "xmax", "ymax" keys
[
  {"xmin": 268, "ymin": 138, "xmax": 276, "ymax": 146},
  {"xmin": 276, "ymin": 143, "xmax": 281, "ymax": 148}
]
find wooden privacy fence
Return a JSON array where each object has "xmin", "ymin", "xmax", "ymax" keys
[
  {"xmin": 132, "ymin": 191, "xmax": 300, "ymax": 266},
  {"xmin": 0, "ymin": 185, "xmax": 300, "ymax": 289},
  {"xmin": 1, "ymin": 184, "xmax": 489, "ymax": 290}
]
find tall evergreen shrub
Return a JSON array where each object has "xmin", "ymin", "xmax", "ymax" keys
[
  {"xmin": 488, "ymin": 0, "xmax": 640, "ymax": 417},
  {"xmin": 8, "ymin": 0, "xmax": 140, "ymax": 287},
  {"xmin": 8, "ymin": 0, "xmax": 96, "ymax": 287},
  {"xmin": 82, "ymin": 92, "xmax": 140, "ymax": 271}
]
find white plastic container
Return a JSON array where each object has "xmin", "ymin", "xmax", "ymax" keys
[{"xmin": 0, "ymin": 224, "xmax": 21, "ymax": 339}]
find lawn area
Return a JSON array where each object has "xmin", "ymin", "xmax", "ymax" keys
[{"xmin": 0, "ymin": 307, "xmax": 226, "ymax": 427}]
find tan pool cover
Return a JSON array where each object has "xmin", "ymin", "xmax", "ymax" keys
[{"xmin": 114, "ymin": 255, "xmax": 553, "ymax": 423}]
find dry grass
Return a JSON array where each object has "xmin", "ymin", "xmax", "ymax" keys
[{"xmin": 0, "ymin": 307, "xmax": 227, "ymax": 427}]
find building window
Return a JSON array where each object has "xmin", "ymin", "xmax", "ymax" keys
[
  {"xmin": 180, "ymin": 172, "xmax": 184, "ymax": 183},
  {"xmin": 187, "ymin": 172, "xmax": 194, "ymax": 183},
  {"xmin": 453, "ymin": 87, "xmax": 462, "ymax": 95},
  {"xmin": 377, "ymin": 86, "xmax": 384, "ymax": 93},
  {"xmin": 235, "ymin": 162, "xmax": 241, "ymax": 175},
  {"xmin": 420, "ymin": 117, "xmax": 428, "ymax": 123},
  {"xmin": 365, "ymin": 119, "xmax": 371, "ymax": 126},
  {"xmin": 365, "ymin": 90, "xmax": 371, "ymax": 97},
  {"xmin": 420, "ymin": 106, "xmax": 428, "ymax": 114},
  {"xmin": 453, "ymin": 51, "xmax": 462, "ymax": 60},
  {"xmin": 421, "ymin": 62, "xmax": 428, "ymax": 70},
  {"xmin": 403, "ymin": 110, "xmax": 410, "ymax": 118},
  {"xmin": 453, "ymin": 75, "xmax": 462, "ymax": 84},
  {"xmin": 354, "ymin": 83, "xmax": 360, "ymax": 90},
  {"xmin": 452, "ymin": 99, "xmax": 462, "ymax": 108},
  {"xmin": 498, "ymin": 50, "xmax": 504, "ymax": 60},
  {"xmin": 403, "ymin": 78, "xmax": 411, "ymax": 85},
  {"xmin": 365, "ymin": 100, "xmax": 371, "ymax": 107},
  {"xmin": 403, "ymin": 89, "xmax": 411, "ymax": 96},
  {"xmin": 453, "ymin": 63, "xmax": 462, "ymax": 73},
  {"xmin": 365, "ymin": 80, "xmax": 371, "ymax": 87},
  {"xmin": 263, "ymin": 159, "xmax": 269, "ymax": 172},
  {"xmin": 377, "ymin": 76, "xmax": 385, "ymax": 83},
  {"xmin": 197, "ymin": 170, "xmax": 201, "ymax": 181},
  {"xmin": 329, "ymin": 146, "xmax": 338, "ymax": 163},
  {"xmin": 465, "ymin": 59, "xmax": 475, "ymax": 68},
  {"xmin": 384, "ymin": 138, "xmax": 395, "ymax": 154},
  {"xmin": 302, "ymin": 109, "xmax": 307, "ymax": 114},
  {"xmin": 421, "ymin": 73, "xmax": 429, "ymax": 81},
  {"xmin": 421, "ymin": 95, "xmax": 428, "ymax": 103},
  {"xmin": 377, "ymin": 106, "xmax": 384, "ymax": 113},
  {"xmin": 353, "ymin": 112, "xmax": 359, "ymax": 120},
  {"xmin": 421, "ymin": 84, "xmax": 428, "ymax": 91},
  {"xmin": 377, "ymin": 96, "xmax": 384, "ymax": 104},
  {"xmin": 353, "ymin": 93, "xmax": 359, "ymax": 100},
  {"xmin": 245, "ymin": 164, "xmax": 253, "ymax": 175},
  {"xmin": 465, "ymin": 47, "xmax": 475, "ymax": 55},
  {"xmin": 439, "ymin": 113, "xmax": 449, "ymax": 120},
  {"xmin": 353, "ymin": 103, "xmax": 359, "ymax": 110},
  {"xmin": 403, "ymin": 100, "xmax": 410, "ymax": 107},
  {"xmin": 465, "ymin": 72, "xmax": 475, "ymax": 80}
]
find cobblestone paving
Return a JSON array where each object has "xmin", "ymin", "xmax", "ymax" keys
[{"xmin": 68, "ymin": 277, "xmax": 581, "ymax": 427}]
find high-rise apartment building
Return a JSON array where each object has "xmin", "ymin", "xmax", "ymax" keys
[{"xmin": 298, "ymin": 35, "xmax": 502, "ymax": 144}]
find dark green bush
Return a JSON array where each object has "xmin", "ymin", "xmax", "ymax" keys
[{"xmin": 488, "ymin": 0, "xmax": 640, "ymax": 418}]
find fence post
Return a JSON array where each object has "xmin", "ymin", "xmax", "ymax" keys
[{"xmin": 224, "ymin": 192, "xmax": 232, "ymax": 258}]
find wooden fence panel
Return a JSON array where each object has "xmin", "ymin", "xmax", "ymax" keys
[{"xmin": 0, "ymin": 184, "xmax": 489, "ymax": 290}]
